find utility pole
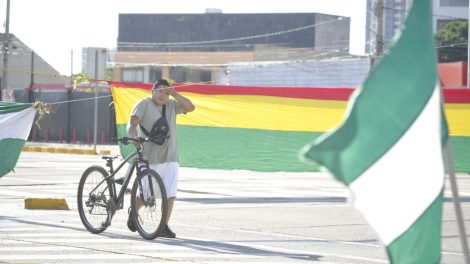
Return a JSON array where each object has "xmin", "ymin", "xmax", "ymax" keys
[
  {"xmin": 28, "ymin": 51, "xmax": 34, "ymax": 103},
  {"xmin": 467, "ymin": 3, "xmax": 469, "ymax": 88},
  {"xmin": 372, "ymin": 0, "xmax": 385, "ymax": 67},
  {"xmin": 67, "ymin": 49, "xmax": 73, "ymax": 142},
  {"xmin": 93, "ymin": 49, "xmax": 99, "ymax": 153},
  {"xmin": 1, "ymin": 0, "xmax": 11, "ymax": 101}
]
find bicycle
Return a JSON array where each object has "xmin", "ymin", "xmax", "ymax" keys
[{"xmin": 77, "ymin": 136, "xmax": 168, "ymax": 240}]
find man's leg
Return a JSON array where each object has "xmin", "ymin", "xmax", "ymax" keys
[
  {"xmin": 167, "ymin": 197, "xmax": 175, "ymax": 224},
  {"xmin": 150, "ymin": 162, "xmax": 178, "ymax": 238}
]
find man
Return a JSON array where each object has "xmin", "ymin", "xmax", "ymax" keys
[{"xmin": 126, "ymin": 79, "xmax": 195, "ymax": 238}]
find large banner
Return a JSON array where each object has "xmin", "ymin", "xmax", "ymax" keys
[
  {"xmin": 0, "ymin": 102, "xmax": 37, "ymax": 177},
  {"xmin": 110, "ymin": 82, "xmax": 470, "ymax": 172}
]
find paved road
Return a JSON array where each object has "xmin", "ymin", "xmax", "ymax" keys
[{"xmin": 0, "ymin": 152, "xmax": 469, "ymax": 263}]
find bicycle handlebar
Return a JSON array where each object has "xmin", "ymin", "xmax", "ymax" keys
[{"xmin": 112, "ymin": 136, "xmax": 170, "ymax": 145}]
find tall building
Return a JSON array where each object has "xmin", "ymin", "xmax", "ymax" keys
[
  {"xmin": 115, "ymin": 12, "xmax": 350, "ymax": 84},
  {"xmin": 365, "ymin": 0, "xmax": 468, "ymax": 55},
  {"xmin": 365, "ymin": 0, "xmax": 412, "ymax": 55},
  {"xmin": 81, "ymin": 47, "xmax": 108, "ymax": 79}
]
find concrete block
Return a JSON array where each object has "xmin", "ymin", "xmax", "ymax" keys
[{"xmin": 24, "ymin": 198, "xmax": 69, "ymax": 210}]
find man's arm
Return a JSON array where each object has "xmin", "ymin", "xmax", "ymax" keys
[
  {"xmin": 127, "ymin": 115, "xmax": 140, "ymax": 138},
  {"xmin": 166, "ymin": 88, "xmax": 195, "ymax": 113}
]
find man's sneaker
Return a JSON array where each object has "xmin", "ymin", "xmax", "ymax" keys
[
  {"xmin": 127, "ymin": 207, "xmax": 136, "ymax": 232},
  {"xmin": 127, "ymin": 216, "xmax": 137, "ymax": 232},
  {"xmin": 157, "ymin": 224, "xmax": 176, "ymax": 238}
]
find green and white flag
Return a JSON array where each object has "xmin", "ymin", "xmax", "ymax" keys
[
  {"xmin": 302, "ymin": 0, "xmax": 447, "ymax": 263},
  {"xmin": 0, "ymin": 102, "xmax": 37, "ymax": 178}
]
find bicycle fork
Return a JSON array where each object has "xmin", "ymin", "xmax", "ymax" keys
[{"xmin": 103, "ymin": 163, "xmax": 135, "ymax": 227}]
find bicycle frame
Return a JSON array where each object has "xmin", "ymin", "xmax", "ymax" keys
[
  {"xmin": 88, "ymin": 144, "xmax": 152, "ymax": 211},
  {"xmin": 78, "ymin": 136, "xmax": 167, "ymax": 237}
]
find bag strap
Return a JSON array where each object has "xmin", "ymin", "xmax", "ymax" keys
[
  {"xmin": 139, "ymin": 104, "xmax": 166, "ymax": 137},
  {"xmin": 139, "ymin": 124, "xmax": 150, "ymax": 136}
]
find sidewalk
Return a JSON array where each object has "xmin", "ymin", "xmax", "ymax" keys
[{"xmin": 23, "ymin": 142, "xmax": 120, "ymax": 156}]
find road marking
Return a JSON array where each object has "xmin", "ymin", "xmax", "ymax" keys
[
  {"xmin": 182, "ymin": 235, "xmax": 389, "ymax": 263},
  {"xmin": 0, "ymin": 254, "xmax": 147, "ymax": 260},
  {"xmin": 175, "ymin": 222, "xmax": 382, "ymax": 248},
  {"xmin": 0, "ymin": 246, "xmax": 88, "ymax": 251}
]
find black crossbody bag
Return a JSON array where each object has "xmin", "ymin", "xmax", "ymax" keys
[{"xmin": 139, "ymin": 105, "xmax": 170, "ymax": 145}]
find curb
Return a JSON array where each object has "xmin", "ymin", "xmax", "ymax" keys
[
  {"xmin": 23, "ymin": 145, "xmax": 111, "ymax": 155},
  {"xmin": 24, "ymin": 198, "xmax": 70, "ymax": 210}
]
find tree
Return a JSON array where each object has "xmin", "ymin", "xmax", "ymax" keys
[{"xmin": 435, "ymin": 20, "xmax": 467, "ymax": 62}]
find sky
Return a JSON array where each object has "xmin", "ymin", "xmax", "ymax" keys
[{"xmin": 0, "ymin": 0, "xmax": 367, "ymax": 76}]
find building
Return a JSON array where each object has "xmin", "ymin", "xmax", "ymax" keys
[
  {"xmin": 366, "ymin": 0, "xmax": 468, "ymax": 55},
  {"xmin": 0, "ymin": 33, "xmax": 68, "ymax": 101},
  {"xmin": 81, "ymin": 47, "xmax": 108, "ymax": 80},
  {"xmin": 114, "ymin": 12, "xmax": 350, "ymax": 84},
  {"xmin": 365, "ymin": 0, "xmax": 412, "ymax": 54},
  {"xmin": 433, "ymin": 0, "xmax": 468, "ymax": 31}
]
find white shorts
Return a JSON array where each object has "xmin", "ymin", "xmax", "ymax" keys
[
  {"xmin": 141, "ymin": 162, "xmax": 179, "ymax": 198},
  {"xmin": 123, "ymin": 162, "xmax": 179, "ymax": 199}
]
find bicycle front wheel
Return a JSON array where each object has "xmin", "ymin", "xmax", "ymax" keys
[
  {"xmin": 130, "ymin": 169, "xmax": 168, "ymax": 240},
  {"xmin": 77, "ymin": 166, "xmax": 113, "ymax": 234}
]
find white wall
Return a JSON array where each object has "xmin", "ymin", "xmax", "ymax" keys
[
  {"xmin": 217, "ymin": 57, "xmax": 371, "ymax": 88},
  {"xmin": 433, "ymin": 0, "xmax": 468, "ymax": 32}
]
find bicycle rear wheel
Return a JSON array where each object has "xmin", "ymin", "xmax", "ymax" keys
[
  {"xmin": 77, "ymin": 166, "xmax": 113, "ymax": 234},
  {"xmin": 130, "ymin": 169, "xmax": 168, "ymax": 240}
]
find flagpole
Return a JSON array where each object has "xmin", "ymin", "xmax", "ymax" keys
[
  {"xmin": 467, "ymin": 0, "xmax": 469, "ymax": 88},
  {"xmin": 444, "ymin": 141, "xmax": 470, "ymax": 264}
]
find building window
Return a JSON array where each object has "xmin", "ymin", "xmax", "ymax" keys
[
  {"xmin": 440, "ymin": 0, "xmax": 468, "ymax": 6},
  {"xmin": 149, "ymin": 67, "xmax": 162, "ymax": 83},
  {"xmin": 122, "ymin": 68, "xmax": 144, "ymax": 82},
  {"xmin": 170, "ymin": 67, "xmax": 212, "ymax": 83}
]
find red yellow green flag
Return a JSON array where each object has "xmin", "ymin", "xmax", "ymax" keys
[{"xmin": 109, "ymin": 82, "xmax": 470, "ymax": 172}]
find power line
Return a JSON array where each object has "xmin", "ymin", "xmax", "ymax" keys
[
  {"xmin": 21, "ymin": 37, "xmax": 467, "ymax": 110},
  {"xmin": 2, "ymin": 39, "xmax": 464, "ymax": 81},
  {"xmin": 437, "ymin": 42, "xmax": 467, "ymax": 49}
]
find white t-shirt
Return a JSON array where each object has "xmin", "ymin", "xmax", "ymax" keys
[{"xmin": 130, "ymin": 98, "xmax": 185, "ymax": 164}]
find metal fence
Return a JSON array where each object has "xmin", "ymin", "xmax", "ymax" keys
[{"xmin": 13, "ymin": 88, "xmax": 116, "ymax": 144}]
